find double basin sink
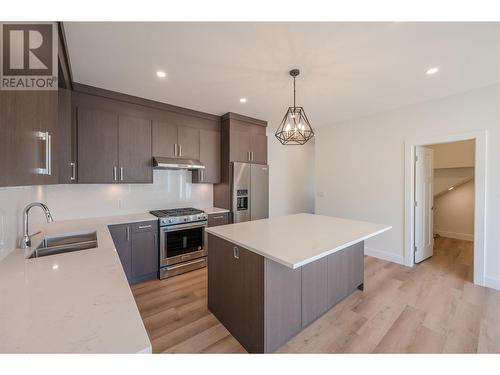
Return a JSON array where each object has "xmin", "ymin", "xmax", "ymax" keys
[{"xmin": 29, "ymin": 231, "xmax": 98, "ymax": 259}]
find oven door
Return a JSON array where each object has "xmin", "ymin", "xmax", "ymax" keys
[{"xmin": 160, "ymin": 221, "xmax": 207, "ymax": 267}]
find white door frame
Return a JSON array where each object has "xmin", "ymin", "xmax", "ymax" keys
[{"xmin": 404, "ymin": 130, "xmax": 487, "ymax": 286}]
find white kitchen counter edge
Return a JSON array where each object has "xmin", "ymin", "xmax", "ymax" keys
[{"xmin": 206, "ymin": 225, "xmax": 392, "ymax": 269}]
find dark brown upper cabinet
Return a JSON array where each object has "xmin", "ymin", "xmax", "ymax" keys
[
  {"xmin": 118, "ymin": 115, "xmax": 152, "ymax": 183},
  {"xmin": 76, "ymin": 106, "xmax": 152, "ymax": 184},
  {"xmin": 152, "ymin": 121, "xmax": 200, "ymax": 160},
  {"xmin": 0, "ymin": 91, "xmax": 59, "ymax": 187},
  {"xmin": 192, "ymin": 129, "xmax": 221, "ymax": 184},
  {"xmin": 77, "ymin": 107, "xmax": 119, "ymax": 184},
  {"xmin": 152, "ymin": 121, "xmax": 177, "ymax": 158},
  {"xmin": 177, "ymin": 126, "xmax": 200, "ymax": 160},
  {"xmin": 57, "ymin": 89, "xmax": 76, "ymax": 184},
  {"xmin": 225, "ymin": 113, "xmax": 268, "ymax": 164}
]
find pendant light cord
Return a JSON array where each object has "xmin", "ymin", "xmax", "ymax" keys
[{"xmin": 293, "ymin": 76, "xmax": 296, "ymax": 108}]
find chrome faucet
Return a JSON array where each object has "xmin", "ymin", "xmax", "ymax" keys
[{"xmin": 20, "ymin": 202, "xmax": 54, "ymax": 249}]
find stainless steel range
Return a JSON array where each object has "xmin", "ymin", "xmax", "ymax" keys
[{"xmin": 150, "ymin": 207, "xmax": 208, "ymax": 279}]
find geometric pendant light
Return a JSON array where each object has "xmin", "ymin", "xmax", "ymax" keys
[{"xmin": 275, "ymin": 69, "xmax": 314, "ymax": 145}]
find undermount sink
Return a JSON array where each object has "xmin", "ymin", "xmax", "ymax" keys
[{"xmin": 29, "ymin": 231, "xmax": 98, "ymax": 259}]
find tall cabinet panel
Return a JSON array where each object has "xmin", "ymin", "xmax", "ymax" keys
[
  {"xmin": 118, "ymin": 115, "xmax": 152, "ymax": 183},
  {"xmin": 77, "ymin": 108, "xmax": 119, "ymax": 183}
]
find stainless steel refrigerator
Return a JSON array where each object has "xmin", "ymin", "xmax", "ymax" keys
[{"xmin": 232, "ymin": 162, "xmax": 269, "ymax": 223}]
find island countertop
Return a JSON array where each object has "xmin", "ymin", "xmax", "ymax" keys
[
  {"xmin": 0, "ymin": 213, "xmax": 155, "ymax": 353},
  {"xmin": 205, "ymin": 213, "xmax": 391, "ymax": 269}
]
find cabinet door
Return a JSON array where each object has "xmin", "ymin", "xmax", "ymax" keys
[
  {"xmin": 250, "ymin": 133, "xmax": 268, "ymax": 164},
  {"xmin": 77, "ymin": 107, "xmax": 118, "ymax": 183},
  {"xmin": 207, "ymin": 235, "xmax": 264, "ymax": 353},
  {"xmin": 0, "ymin": 91, "xmax": 58, "ymax": 187},
  {"xmin": 152, "ymin": 120, "xmax": 177, "ymax": 158},
  {"xmin": 193, "ymin": 129, "xmax": 220, "ymax": 183},
  {"xmin": 229, "ymin": 128, "xmax": 251, "ymax": 162},
  {"xmin": 207, "ymin": 212, "xmax": 229, "ymax": 227},
  {"xmin": 118, "ymin": 115, "xmax": 152, "ymax": 183},
  {"xmin": 131, "ymin": 221, "xmax": 159, "ymax": 282},
  {"xmin": 57, "ymin": 89, "xmax": 74, "ymax": 184},
  {"xmin": 109, "ymin": 224, "xmax": 132, "ymax": 281},
  {"xmin": 177, "ymin": 126, "xmax": 200, "ymax": 160}
]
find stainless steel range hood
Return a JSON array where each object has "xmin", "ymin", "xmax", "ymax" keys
[{"xmin": 153, "ymin": 157, "xmax": 205, "ymax": 170}]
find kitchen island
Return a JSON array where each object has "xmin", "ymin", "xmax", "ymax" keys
[{"xmin": 205, "ymin": 213, "xmax": 391, "ymax": 353}]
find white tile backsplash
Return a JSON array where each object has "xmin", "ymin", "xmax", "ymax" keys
[{"xmin": 0, "ymin": 169, "xmax": 212, "ymax": 260}]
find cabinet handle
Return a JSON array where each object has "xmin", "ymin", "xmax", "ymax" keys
[
  {"xmin": 138, "ymin": 224, "xmax": 152, "ymax": 229},
  {"xmin": 233, "ymin": 246, "xmax": 239, "ymax": 259},
  {"xmin": 174, "ymin": 143, "xmax": 177, "ymax": 157},
  {"xmin": 126, "ymin": 226, "xmax": 130, "ymax": 241},
  {"xmin": 70, "ymin": 162, "xmax": 76, "ymax": 181},
  {"xmin": 200, "ymin": 170, "xmax": 204, "ymax": 182},
  {"xmin": 120, "ymin": 167, "xmax": 124, "ymax": 181},
  {"xmin": 46, "ymin": 133, "xmax": 52, "ymax": 175},
  {"xmin": 252, "ymin": 151, "xmax": 254, "ymax": 161},
  {"xmin": 113, "ymin": 166, "xmax": 117, "ymax": 181},
  {"xmin": 247, "ymin": 151, "xmax": 250, "ymax": 161},
  {"xmin": 36, "ymin": 131, "xmax": 51, "ymax": 175},
  {"xmin": 212, "ymin": 215, "xmax": 224, "ymax": 219},
  {"xmin": 179, "ymin": 144, "xmax": 182, "ymax": 157}
]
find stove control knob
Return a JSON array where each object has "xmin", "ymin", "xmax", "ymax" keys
[
  {"xmin": 168, "ymin": 218, "xmax": 173, "ymax": 223},
  {"xmin": 184, "ymin": 218, "xmax": 188, "ymax": 222}
]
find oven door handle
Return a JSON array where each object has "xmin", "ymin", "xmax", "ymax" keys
[{"xmin": 161, "ymin": 221, "xmax": 207, "ymax": 232}]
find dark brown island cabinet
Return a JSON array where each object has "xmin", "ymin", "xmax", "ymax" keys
[
  {"xmin": 108, "ymin": 221, "xmax": 159, "ymax": 284},
  {"xmin": 207, "ymin": 234, "xmax": 364, "ymax": 353}
]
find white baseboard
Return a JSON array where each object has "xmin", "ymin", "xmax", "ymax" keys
[
  {"xmin": 435, "ymin": 230, "xmax": 474, "ymax": 241},
  {"xmin": 365, "ymin": 247, "xmax": 405, "ymax": 265},
  {"xmin": 485, "ymin": 276, "xmax": 500, "ymax": 291}
]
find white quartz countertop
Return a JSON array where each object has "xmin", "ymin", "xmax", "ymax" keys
[
  {"xmin": 0, "ymin": 213, "xmax": 156, "ymax": 353},
  {"xmin": 205, "ymin": 213, "xmax": 391, "ymax": 269},
  {"xmin": 198, "ymin": 207, "xmax": 230, "ymax": 214}
]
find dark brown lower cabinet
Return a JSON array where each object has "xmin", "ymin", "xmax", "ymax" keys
[
  {"xmin": 109, "ymin": 221, "xmax": 158, "ymax": 284},
  {"xmin": 207, "ymin": 212, "xmax": 229, "ymax": 227},
  {"xmin": 208, "ymin": 234, "xmax": 364, "ymax": 353}
]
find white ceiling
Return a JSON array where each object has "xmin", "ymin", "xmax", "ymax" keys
[{"xmin": 64, "ymin": 22, "xmax": 500, "ymax": 128}]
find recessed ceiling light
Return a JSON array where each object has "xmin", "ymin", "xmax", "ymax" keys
[
  {"xmin": 156, "ymin": 71, "xmax": 167, "ymax": 78},
  {"xmin": 448, "ymin": 186, "xmax": 454, "ymax": 191},
  {"xmin": 52, "ymin": 264, "xmax": 59, "ymax": 270},
  {"xmin": 426, "ymin": 67, "xmax": 439, "ymax": 75},
  {"xmin": 239, "ymin": 98, "xmax": 247, "ymax": 103}
]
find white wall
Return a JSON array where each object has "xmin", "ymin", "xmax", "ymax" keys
[
  {"xmin": 0, "ymin": 170, "xmax": 213, "ymax": 261},
  {"xmin": 267, "ymin": 129, "xmax": 315, "ymax": 217},
  {"xmin": 315, "ymin": 85, "xmax": 500, "ymax": 289},
  {"xmin": 428, "ymin": 139, "xmax": 475, "ymax": 168},
  {"xmin": 434, "ymin": 179, "xmax": 475, "ymax": 241},
  {"xmin": 433, "ymin": 167, "xmax": 474, "ymax": 196}
]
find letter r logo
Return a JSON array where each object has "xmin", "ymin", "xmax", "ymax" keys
[{"xmin": 2, "ymin": 24, "xmax": 53, "ymax": 76}]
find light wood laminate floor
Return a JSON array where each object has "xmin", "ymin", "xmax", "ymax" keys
[{"xmin": 131, "ymin": 238, "xmax": 500, "ymax": 353}]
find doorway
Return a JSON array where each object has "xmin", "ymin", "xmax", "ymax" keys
[
  {"xmin": 404, "ymin": 130, "xmax": 486, "ymax": 286},
  {"xmin": 414, "ymin": 140, "xmax": 475, "ymax": 281}
]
